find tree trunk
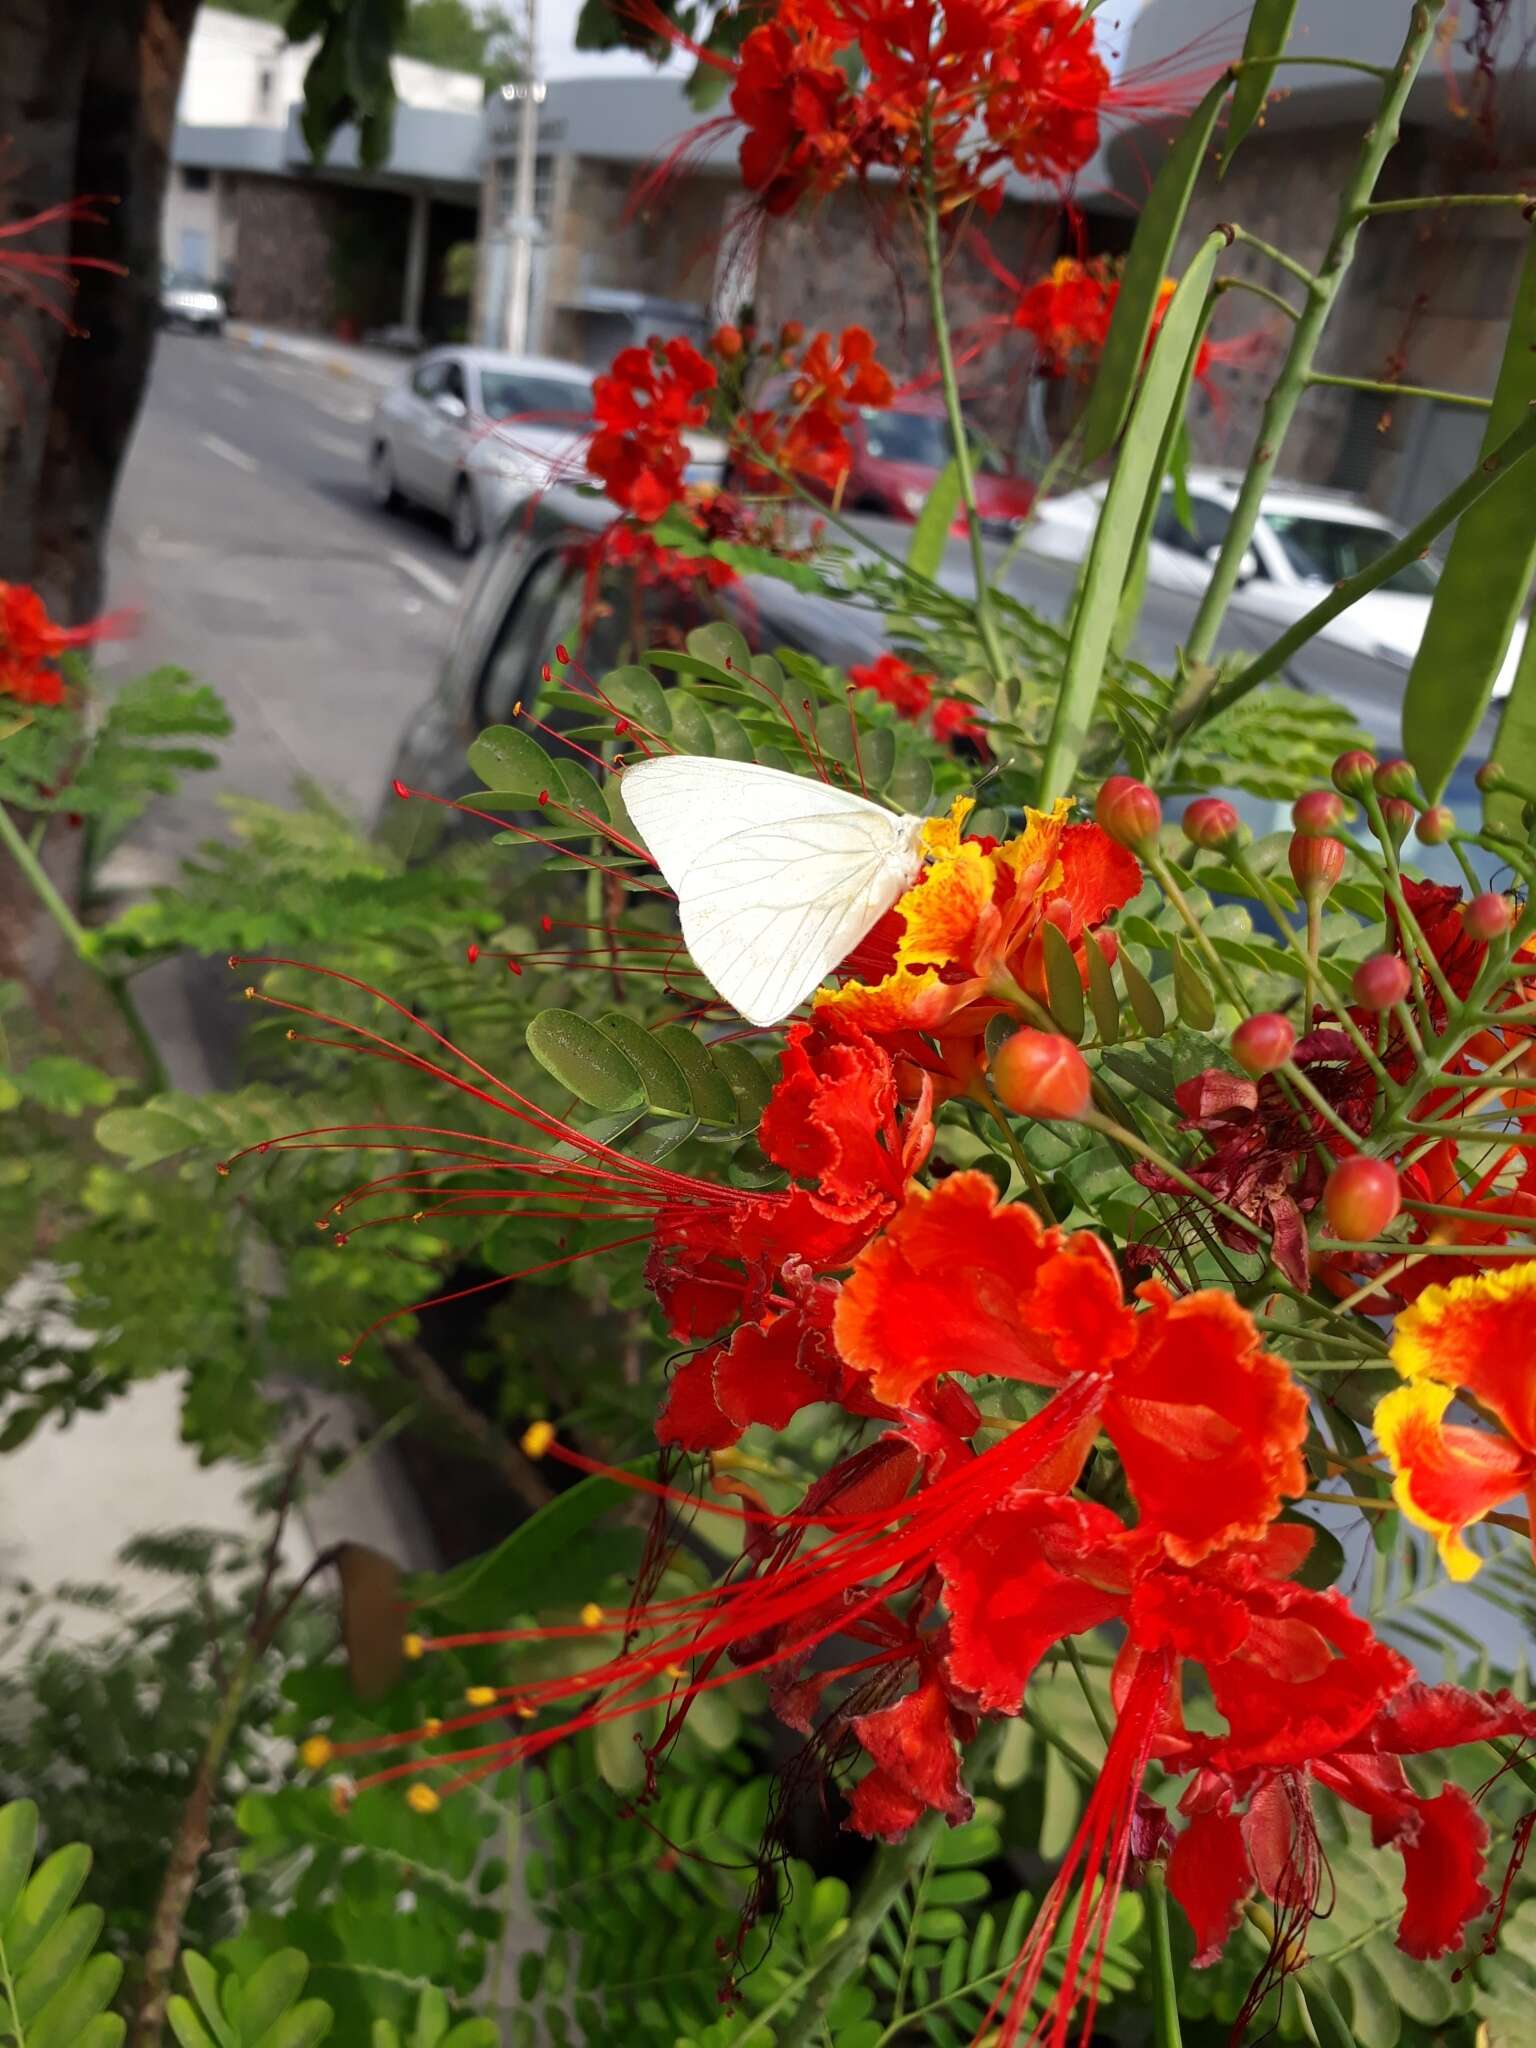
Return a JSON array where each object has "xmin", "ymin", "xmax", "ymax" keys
[{"xmin": 1, "ymin": 0, "xmax": 199, "ymax": 621}]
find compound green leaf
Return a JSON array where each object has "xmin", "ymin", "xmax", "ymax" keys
[{"xmin": 526, "ymin": 1009, "xmax": 644, "ymax": 1113}]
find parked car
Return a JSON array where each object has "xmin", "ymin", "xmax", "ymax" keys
[
  {"xmin": 385, "ymin": 484, "xmax": 1495, "ymax": 894},
  {"xmin": 159, "ymin": 269, "xmax": 226, "ymax": 335},
  {"xmin": 369, "ymin": 349, "xmax": 600, "ymax": 556},
  {"xmin": 1024, "ymin": 468, "xmax": 1528, "ymax": 697},
  {"xmin": 837, "ymin": 400, "xmax": 1036, "ymax": 534}
]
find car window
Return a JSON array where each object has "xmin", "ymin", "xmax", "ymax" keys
[
  {"xmin": 441, "ymin": 361, "xmax": 468, "ymax": 406},
  {"xmin": 859, "ymin": 409, "xmax": 955, "ymax": 467},
  {"xmin": 1152, "ymin": 491, "xmax": 1231, "ymax": 558},
  {"xmin": 479, "ymin": 371, "xmax": 595, "ymax": 426},
  {"xmin": 477, "ymin": 552, "xmax": 586, "ymax": 728},
  {"xmin": 1263, "ymin": 513, "xmax": 1437, "ymax": 595},
  {"xmin": 412, "ymin": 360, "xmax": 447, "ymax": 400}
]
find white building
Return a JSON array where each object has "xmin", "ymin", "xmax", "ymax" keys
[{"xmin": 166, "ymin": 7, "xmax": 485, "ymax": 340}]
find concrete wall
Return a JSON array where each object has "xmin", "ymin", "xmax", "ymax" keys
[{"xmin": 224, "ymin": 176, "xmax": 412, "ymax": 334}]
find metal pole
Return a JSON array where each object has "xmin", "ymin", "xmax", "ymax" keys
[{"xmin": 503, "ymin": 0, "xmax": 541, "ymax": 353}]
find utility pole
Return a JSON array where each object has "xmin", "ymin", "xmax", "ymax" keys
[{"xmin": 501, "ymin": 0, "xmax": 543, "ymax": 354}]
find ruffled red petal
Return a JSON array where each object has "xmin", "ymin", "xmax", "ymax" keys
[
  {"xmin": 1167, "ymin": 1805, "xmax": 1254, "ymax": 1965},
  {"xmin": 846, "ymin": 1670, "xmax": 973, "ymax": 1841}
]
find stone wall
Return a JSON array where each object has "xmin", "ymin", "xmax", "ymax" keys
[
  {"xmin": 226, "ymin": 175, "xmax": 410, "ymax": 335},
  {"xmin": 542, "ymin": 161, "xmax": 732, "ymax": 361}
]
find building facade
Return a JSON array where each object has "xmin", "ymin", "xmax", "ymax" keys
[
  {"xmin": 166, "ymin": 7, "xmax": 484, "ymax": 340},
  {"xmin": 1114, "ymin": 0, "xmax": 1534, "ymax": 520}
]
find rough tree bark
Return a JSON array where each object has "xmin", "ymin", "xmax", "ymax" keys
[{"xmin": 1, "ymin": 0, "xmax": 200, "ymax": 621}]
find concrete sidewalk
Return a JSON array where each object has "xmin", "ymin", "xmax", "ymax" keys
[{"xmin": 226, "ymin": 320, "xmax": 404, "ymax": 391}]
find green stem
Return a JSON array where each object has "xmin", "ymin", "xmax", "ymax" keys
[
  {"xmin": 1179, "ymin": 1, "xmax": 1446, "ymax": 675},
  {"xmin": 978, "ymin": 1081, "xmax": 1058, "ymax": 1223},
  {"xmin": 1231, "ymin": 227, "xmax": 1318, "ymax": 290},
  {"xmin": 1145, "ymin": 1866, "xmax": 1183, "ymax": 2048},
  {"xmin": 919, "ymin": 123, "xmax": 1010, "ymax": 688},
  {"xmin": 1358, "ymin": 191, "xmax": 1534, "ymax": 215},
  {"xmin": 0, "ymin": 798, "xmax": 90, "ymax": 954},
  {"xmin": 1176, "ymin": 402, "xmax": 1536, "ymax": 730},
  {"xmin": 1252, "ymin": 53, "xmax": 1392, "ymax": 78},
  {"xmin": 1306, "ymin": 370, "xmax": 1490, "ymax": 410},
  {"xmin": 777, "ymin": 1724, "xmax": 1005, "ymax": 2048},
  {"xmin": 1065, "ymin": 1639, "xmax": 1113, "ymax": 1747},
  {"xmin": 1218, "ymin": 276, "xmax": 1301, "ymax": 322}
]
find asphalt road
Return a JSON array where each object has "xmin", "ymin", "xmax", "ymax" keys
[{"xmin": 104, "ymin": 329, "xmax": 466, "ymax": 883}]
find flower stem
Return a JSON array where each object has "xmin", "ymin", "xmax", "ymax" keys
[
  {"xmin": 1176, "ymin": 0, "xmax": 1446, "ymax": 679},
  {"xmin": 1145, "ymin": 1864, "xmax": 1184, "ymax": 2048},
  {"xmin": 919, "ymin": 123, "xmax": 1010, "ymax": 690},
  {"xmin": 1306, "ymin": 370, "xmax": 1489, "ymax": 410},
  {"xmin": 776, "ymin": 1722, "xmax": 1006, "ymax": 2048}
]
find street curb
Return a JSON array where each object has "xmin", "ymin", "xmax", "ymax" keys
[{"xmin": 226, "ymin": 322, "xmax": 398, "ymax": 390}]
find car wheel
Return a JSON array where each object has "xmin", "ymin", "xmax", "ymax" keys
[
  {"xmin": 451, "ymin": 478, "xmax": 480, "ymax": 556},
  {"xmin": 370, "ymin": 441, "xmax": 401, "ymax": 512}
]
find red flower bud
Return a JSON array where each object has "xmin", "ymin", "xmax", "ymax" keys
[
  {"xmin": 1095, "ymin": 776, "xmax": 1162, "ymax": 852},
  {"xmin": 1182, "ymin": 797, "xmax": 1241, "ymax": 850},
  {"xmin": 992, "ymin": 1029, "xmax": 1093, "ymax": 1121},
  {"xmin": 1417, "ymin": 803, "xmax": 1455, "ymax": 844},
  {"xmin": 1288, "ymin": 833, "xmax": 1346, "ymax": 903},
  {"xmin": 1463, "ymin": 892, "xmax": 1516, "ymax": 942},
  {"xmin": 711, "ymin": 323, "xmax": 743, "ymax": 360},
  {"xmin": 1324, "ymin": 1156, "xmax": 1402, "ymax": 1242},
  {"xmin": 1332, "ymin": 750, "xmax": 1377, "ymax": 795},
  {"xmin": 780, "ymin": 320, "xmax": 805, "ymax": 349},
  {"xmin": 1293, "ymin": 789, "xmax": 1345, "ymax": 836},
  {"xmin": 1351, "ymin": 954, "xmax": 1411, "ymax": 1011},
  {"xmin": 1373, "ymin": 757, "xmax": 1416, "ymax": 799},
  {"xmin": 1379, "ymin": 796, "xmax": 1417, "ymax": 850},
  {"xmin": 1232, "ymin": 1012, "xmax": 1296, "ymax": 1075}
]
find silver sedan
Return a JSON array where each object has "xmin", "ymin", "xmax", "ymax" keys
[{"xmin": 368, "ymin": 347, "xmax": 597, "ymax": 554}]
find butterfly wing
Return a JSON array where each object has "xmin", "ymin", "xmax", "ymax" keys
[{"xmin": 620, "ymin": 756, "xmax": 925, "ymax": 1027}]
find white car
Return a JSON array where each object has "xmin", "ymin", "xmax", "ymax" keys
[
  {"xmin": 370, "ymin": 348, "xmax": 599, "ymax": 555},
  {"xmin": 160, "ymin": 269, "xmax": 225, "ymax": 335},
  {"xmin": 1025, "ymin": 468, "xmax": 1527, "ymax": 696}
]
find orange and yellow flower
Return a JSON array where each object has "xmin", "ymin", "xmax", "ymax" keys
[{"xmin": 1374, "ymin": 1262, "xmax": 1536, "ymax": 1579}]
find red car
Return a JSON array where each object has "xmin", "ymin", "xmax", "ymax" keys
[{"xmin": 840, "ymin": 400, "xmax": 1036, "ymax": 535}]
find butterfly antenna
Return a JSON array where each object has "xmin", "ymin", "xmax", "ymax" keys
[
  {"xmin": 966, "ymin": 764, "xmax": 1002, "ymax": 810},
  {"xmin": 843, "ymin": 683, "xmax": 871, "ymax": 800}
]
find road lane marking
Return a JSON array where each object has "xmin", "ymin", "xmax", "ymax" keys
[
  {"xmin": 312, "ymin": 429, "xmax": 359, "ymax": 460},
  {"xmin": 199, "ymin": 432, "xmax": 259, "ymax": 474},
  {"xmin": 389, "ymin": 549, "xmax": 459, "ymax": 606},
  {"xmin": 315, "ymin": 397, "xmax": 373, "ymax": 424},
  {"xmin": 216, "ymin": 383, "xmax": 252, "ymax": 408}
]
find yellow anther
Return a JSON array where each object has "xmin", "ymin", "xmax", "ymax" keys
[
  {"xmin": 664, "ymin": 1664, "xmax": 687, "ymax": 1679},
  {"xmin": 328, "ymin": 1779, "xmax": 355, "ymax": 1815},
  {"xmin": 512, "ymin": 699, "xmax": 523, "ymax": 717},
  {"xmin": 300, "ymin": 1735, "xmax": 333, "ymax": 1771},
  {"xmin": 243, "ymin": 985, "xmax": 257, "ymax": 999},
  {"xmin": 580, "ymin": 1602, "xmax": 604, "ymax": 1630},
  {"xmin": 403, "ymin": 1632, "xmax": 426, "ymax": 1659},
  {"xmin": 521, "ymin": 1419, "xmax": 556, "ymax": 1459},
  {"xmin": 465, "ymin": 1685, "xmax": 497, "ymax": 1706},
  {"xmin": 422, "ymin": 1717, "xmax": 443, "ymax": 1737},
  {"xmin": 406, "ymin": 1783, "xmax": 441, "ymax": 1815},
  {"xmin": 515, "ymin": 1704, "xmax": 538, "ymax": 1720}
]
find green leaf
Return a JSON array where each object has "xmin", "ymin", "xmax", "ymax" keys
[
  {"xmin": 93, "ymin": 1104, "xmax": 204, "ymax": 1168},
  {"xmin": 1079, "ymin": 77, "xmax": 1231, "ymax": 460},
  {"xmin": 1280, "ymin": 1510, "xmax": 1346, "ymax": 1590},
  {"xmin": 603, "ymin": 665, "xmax": 673, "ymax": 738},
  {"xmin": 411, "ymin": 1986, "xmax": 449, "ymax": 2048},
  {"xmin": 169, "ymin": 2000, "xmax": 225, "ymax": 2048},
  {"xmin": 249, "ymin": 1999, "xmax": 334, "ymax": 2048},
  {"xmin": 15, "ymin": 1906, "xmax": 106, "ymax": 2026},
  {"xmin": 906, "ymin": 460, "xmax": 962, "ymax": 580},
  {"xmin": 183, "ymin": 1954, "xmax": 238, "ymax": 2047},
  {"xmin": 75, "ymin": 2021, "xmax": 126, "ymax": 2048},
  {"xmin": 239, "ymin": 1951, "xmax": 311, "ymax": 2038},
  {"xmin": 3, "ymin": 1842, "xmax": 92, "ymax": 1972},
  {"xmin": 440, "ymin": 2025, "xmax": 501, "ymax": 2048},
  {"xmin": 467, "ymin": 724, "xmax": 550, "ymax": 795},
  {"xmin": 686, "ymin": 621, "xmax": 751, "ymax": 672},
  {"xmin": 595, "ymin": 1014, "xmax": 692, "ymax": 1116},
  {"xmin": 1039, "ymin": 231, "xmax": 1228, "ymax": 803},
  {"xmin": 653, "ymin": 1026, "xmax": 738, "ymax": 1125},
  {"xmin": 1117, "ymin": 950, "xmax": 1166, "ymax": 1039},
  {"xmin": 1040, "ymin": 922, "xmax": 1086, "ymax": 1042},
  {"xmin": 1084, "ymin": 933, "xmax": 1121, "ymax": 1045},
  {"xmin": 1403, "ymin": 225, "xmax": 1536, "ymax": 800},
  {"xmin": 1485, "ymin": 571, "xmax": 1536, "ymax": 835},
  {"xmin": 708, "ymin": 1042, "xmax": 774, "ymax": 1126},
  {"xmin": 0, "ymin": 1799, "xmax": 39, "ymax": 1926},
  {"xmin": 885, "ymin": 751, "xmax": 933, "ymax": 816},
  {"xmin": 17, "ymin": 1056, "xmax": 119, "ymax": 1115},
  {"xmin": 1171, "ymin": 940, "xmax": 1216, "ymax": 1030},
  {"xmin": 525, "ymin": 1009, "xmax": 644, "ymax": 1112},
  {"xmin": 28, "ymin": 1950, "xmax": 122, "ymax": 2048},
  {"xmin": 1222, "ymin": 0, "xmax": 1300, "ymax": 170}
]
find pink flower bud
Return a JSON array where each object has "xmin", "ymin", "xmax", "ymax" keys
[
  {"xmin": 1094, "ymin": 776, "xmax": 1162, "ymax": 852},
  {"xmin": 1324, "ymin": 1156, "xmax": 1402, "ymax": 1242},
  {"xmin": 1351, "ymin": 954, "xmax": 1411, "ymax": 1011},
  {"xmin": 992, "ymin": 1030, "xmax": 1093, "ymax": 1121},
  {"xmin": 1332, "ymin": 750, "xmax": 1377, "ymax": 796},
  {"xmin": 1379, "ymin": 796, "xmax": 1417, "ymax": 850},
  {"xmin": 1373, "ymin": 758, "xmax": 1416, "ymax": 799},
  {"xmin": 1293, "ymin": 789, "xmax": 1345, "ymax": 836},
  {"xmin": 1182, "ymin": 797, "xmax": 1241, "ymax": 851},
  {"xmin": 1463, "ymin": 892, "xmax": 1516, "ymax": 942},
  {"xmin": 1232, "ymin": 1013, "xmax": 1296, "ymax": 1076},
  {"xmin": 1289, "ymin": 833, "xmax": 1346, "ymax": 904},
  {"xmin": 1417, "ymin": 804, "xmax": 1455, "ymax": 844}
]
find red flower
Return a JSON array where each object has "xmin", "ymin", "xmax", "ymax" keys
[
  {"xmin": 846, "ymin": 1654, "xmax": 975, "ymax": 1840},
  {"xmin": 0, "ymin": 581, "xmax": 126, "ymax": 705},
  {"xmin": 931, "ymin": 695, "xmax": 989, "ymax": 754},
  {"xmin": 588, "ymin": 337, "xmax": 717, "ymax": 522},
  {"xmin": 740, "ymin": 325, "xmax": 895, "ymax": 495},
  {"xmin": 849, "ymin": 653, "xmax": 934, "ymax": 719}
]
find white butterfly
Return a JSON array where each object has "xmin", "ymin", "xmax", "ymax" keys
[{"xmin": 619, "ymin": 756, "xmax": 928, "ymax": 1028}]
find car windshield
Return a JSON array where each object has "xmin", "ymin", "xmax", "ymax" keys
[
  {"xmin": 478, "ymin": 370, "xmax": 594, "ymax": 427},
  {"xmin": 166, "ymin": 272, "xmax": 215, "ymax": 293},
  {"xmin": 859, "ymin": 407, "xmax": 1009, "ymax": 476},
  {"xmin": 1264, "ymin": 512, "xmax": 1438, "ymax": 596}
]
